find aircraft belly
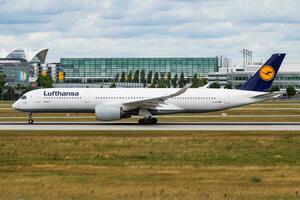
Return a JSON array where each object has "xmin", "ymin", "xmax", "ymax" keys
[{"xmin": 21, "ymin": 101, "xmax": 96, "ymax": 113}]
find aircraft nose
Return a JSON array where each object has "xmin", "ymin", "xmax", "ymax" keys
[{"xmin": 12, "ymin": 101, "xmax": 18, "ymax": 109}]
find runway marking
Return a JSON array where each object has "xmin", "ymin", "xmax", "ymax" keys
[{"xmin": 0, "ymin": 122, "xmax": 300, "ymax": 131}]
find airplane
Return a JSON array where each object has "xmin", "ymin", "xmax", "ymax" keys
[{"xmin": 12, "ymin": 53, "xmax": 285, "ymax": 125}]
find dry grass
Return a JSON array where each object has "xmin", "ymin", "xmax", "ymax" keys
[
  {"xmin": 0, "ymin": 130, "xmax": 300, "ymax": 199},
  {"xmin": 0, "ymin": 100, "xmax": 299, "ymax": 199}
]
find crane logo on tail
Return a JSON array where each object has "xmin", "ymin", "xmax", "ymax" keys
[{"xmin": 259, "ymin": 65, "xmax": 275, "ymax": 81}]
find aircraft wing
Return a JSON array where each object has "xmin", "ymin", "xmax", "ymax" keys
[{"xmin": 122, "ymin": 85, "xmax": 190, "ymax": 110}]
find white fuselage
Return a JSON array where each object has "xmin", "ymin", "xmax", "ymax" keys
[{"xmin": 13, "ymin": 88, "xmax": 267, "ymax": 115}]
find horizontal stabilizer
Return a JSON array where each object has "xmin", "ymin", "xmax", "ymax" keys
[{"xmin": 251, "ymin": 92, "xmax": 281, "ymax": 100}]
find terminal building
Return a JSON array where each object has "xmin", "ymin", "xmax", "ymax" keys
[
  {"xmin": 0, "ymin": 48, "xmax": 63, "ymax": 86},
  {"xmin": 1, "ymin": 48, "xmax": 300, "ymax": 91},
  {"xmin": 208, "ymin": 64, "xmax": 300, "ymax": 91},
  {"xmin": 60, "ymin": 57, "xmax": 220, "ymax": 83},
  {"xmin": 0, "ymin": 48, "xmax": 48, "ymax": 85},
  {"xmin": 30, "ymin": 63, "xmax": 64, "ymax": 84}
]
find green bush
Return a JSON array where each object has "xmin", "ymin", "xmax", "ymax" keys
[
  {"xmin": 251, "ymin": 176, "xmax": 262, "ymax": 183},
  {"xmin": 209, "ymin": 82, "xmax": 221, "ymax": 89},
  {"xmin": 286, "ymin": 85, "xmax": 296, "ymax": 98}
]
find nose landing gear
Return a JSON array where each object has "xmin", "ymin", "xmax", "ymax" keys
[{"xmin": 27, "ymin": 112, "xmax": 34, "ymax": 124}]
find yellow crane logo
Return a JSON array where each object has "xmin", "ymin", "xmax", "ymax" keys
[{"xmin": 259, "ymin": 65, "xmax": 275, "ymax": 81}]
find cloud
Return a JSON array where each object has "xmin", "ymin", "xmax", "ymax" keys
[{"xmin": 0, "ymin": 0, "xmax": 299, "ymax": 69}]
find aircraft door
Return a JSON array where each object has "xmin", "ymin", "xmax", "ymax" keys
[
  {"xmin": 34, "ymin": 94, "xmax": 41, "ymax": 103},
  {"xmin": 223, "ymin": 94, "xmax": 230, "ymax": 104},
  {"xmin": 84, "ymin": 93, "xmax": 91, "ymax": 103}
]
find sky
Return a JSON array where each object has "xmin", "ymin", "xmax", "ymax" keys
[{"xmin": 0, "ymin": 0, "xmax": 299, "ymax": 70}]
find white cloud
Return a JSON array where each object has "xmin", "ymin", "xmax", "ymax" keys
[{"xmin": 0, "ymin": 0, "xmax": 299, "ymax": 69}]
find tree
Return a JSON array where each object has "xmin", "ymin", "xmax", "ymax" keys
[
  {"xmin": 140, "ymin": 70, "xmax": 146, "ymax": 84},
  {"xmin": 133, "ymin": 70, "xmax": 140, "ymax": 83},
  {"xmin": 147, "ymin": 71, "xmax": 153, "ymax": 84},
  {"xmin": 114, "ymin": 73, "xmax": 119, "ymax": 82},
  {"xmin": 158, "ymin": 72, "xmax": 166, "ymax": 88},
  {"xmin": 22, "ymin": 85, "xmax": 34, "ymax": 94},
  {"xmin": 158, "ymin": 80, "xmax": 166, "ymax": 88},
  {"xmin": 179, "ymin": 72, "xmax": 185, "ymax": 88},
  {"xmin": 120, "ymin": 72, "xmax": 126, "ymax": 82},
  {"xmin": 127, "ymin": 71, "xmax": 132, "ymax": 83},
  {"xmin": 209, "ymin": 82, "xmax": 221, "ymax": 88},
  {"xmin": 109, "ymin": 81, "xmax": 116, "ymax": 88},
  {"xmin": 0, "ymin": 74, "xmax": 6, "ymax": 96},
  {"xmin": 166, "ymin": 72, "xmax": 171, "ymax": 88},
  {"xmin": 191, "ymin": 73, "xmax": 200, "ymax": 88},
  {"xmin": 160, "ymin": 72, "xmax": 165, "ymax": 84},
  {"xmin": 199, "ymin": 78, "xmax": 208, "ymax": 87},
  {"xmin": 172, "ymin": 74, "xmax": 178, "ymax": 88},
  {"xmin": 153, "ymin": 72, "xmax": 159, "ymax": 85},
  {"xmin": 186, "ymin": 77, "xmax": 191, "ymax": 84},
  {"xmin": 3, "ymin": 86, "xmax": 15, "ymax": 100},
  {"xmin": 286, "ymin": 85, "xmax": 296, "ymax": 98},
  {"xmin": 37, "ymin": 75, "xmax": 53, "ymax": 88},
  {"xmin": 0, "ymin": 74, "xmax": 6, "ymax": 87},
  {"xmin": 270, "ymin": 85, "xmax": 280, "ymax": 92},
  {"xmin": 149, "ymin": 82, "xmax": 156, "ymax": 88},
  {"xmin": 224, "ymin": 83, "xmax": 232, "ymax": 89}
]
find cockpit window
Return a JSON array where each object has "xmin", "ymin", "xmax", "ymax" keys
[{"xmin": 20, "ymin": 95, "xmax": 27, "ymax": 100}]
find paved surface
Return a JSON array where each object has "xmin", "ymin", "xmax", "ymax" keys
[
  {"xmin": 1, "ymin": 115, "xmax": 300, "ymax": 120},
  {"xmin": 0, "ymin": 122, "xmax": 300, "ymax": 131}
]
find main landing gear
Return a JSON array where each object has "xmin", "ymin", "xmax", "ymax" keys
[
  {"xmin": 138, "ymin": 117, "xmax": 158, "ymax": 125},
  {"xmin": 138, "ymin": 108, "xmax": 158, "ymax": 125},
  {"xmin": 27, "ymin": 112, "xmax": 34, "ymax": 124}
]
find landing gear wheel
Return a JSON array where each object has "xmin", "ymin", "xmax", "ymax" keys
[
  {"xmin": 138, "ymin": 117, "xmax": 158, "ymax": 125},
  {"xmin": 27, "ymin": 112, "xmax": 33, "ymax": 124},
  {"xmin": 138, "ymin": 119, "xmax": 144, "ymax": 125},
  {"xmin": 151, "ymin": 118, "xmax": 158, "ymax": 124}
]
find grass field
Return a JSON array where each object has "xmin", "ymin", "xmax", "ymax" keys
[
  {"xmin": 1, "ymin": 100, "xmax": 300, "ymax": 199},
  {"xmin": 0, "ymin": 130, "xmax": 300, "ymax": 200}
]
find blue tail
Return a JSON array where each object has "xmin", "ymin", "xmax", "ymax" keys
[{"xmin": 239, "ymin": 53, "xmax": 286, "ymax": 92}]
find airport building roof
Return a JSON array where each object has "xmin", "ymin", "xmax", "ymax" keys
[{"xmin": 0, "ymin": 48, "xmax": 48, "ymax": 63}]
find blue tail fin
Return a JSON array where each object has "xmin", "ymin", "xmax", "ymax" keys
[{"xmin": 239, "ymin": 53, "xmax": 286, "ymax": 92}]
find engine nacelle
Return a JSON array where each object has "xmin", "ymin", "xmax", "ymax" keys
[{"xmin": 95, "ymin": 103, "xmax": 126, "ymax": 121}]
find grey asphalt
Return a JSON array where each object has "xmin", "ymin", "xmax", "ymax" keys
[{"xmin": 0, "ymin": 122, "xmax": 300, "ymax": 131}]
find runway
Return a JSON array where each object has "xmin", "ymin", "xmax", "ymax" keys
[{"xmin": 0, "ymin": 122, "xmax": 300, "ymax": 131}]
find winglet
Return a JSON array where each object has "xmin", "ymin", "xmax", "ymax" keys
[
  {"xmin": 168, "ymin": 84, "xmax": 190, "ymax": 98},
  {"xmin": 202, "ymin": 83, "xmax": 211, "ymax": 88}
]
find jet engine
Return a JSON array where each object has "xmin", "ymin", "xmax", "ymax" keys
[{"xmin": 95, "ymin": 103, "xmax": 127, "ymax": 121}]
